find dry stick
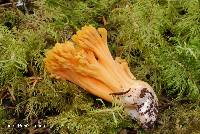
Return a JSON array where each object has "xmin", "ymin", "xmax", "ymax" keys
[
  {"xmin": 7, "ymin": 87, "xmax": 16, "ymax": 101},
  {"xmin": 0, "ymin": 2, "xmax": 12, "ymax": 7}
]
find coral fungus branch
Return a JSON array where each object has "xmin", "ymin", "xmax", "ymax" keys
[
  {"xmin": 72, "ymin": 26, "xmax": 134, "ymax": 89},
  {"xmin": 45, "ymin": 41, "xmax": 121, "ymax": 90}
]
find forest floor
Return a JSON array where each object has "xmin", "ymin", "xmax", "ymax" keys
[{"xmin": 0, "ymin": 0, "xmax": 200, "ymax": 134}]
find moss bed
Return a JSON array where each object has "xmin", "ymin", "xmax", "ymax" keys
[{"xmin": 0, "ymin": 0, "xmax": 199, "ymax": 133}]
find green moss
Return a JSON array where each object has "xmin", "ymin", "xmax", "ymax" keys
[
  {"xmin": 152, "ymin": 103, "xmax": 200, "ymax": 134},
  {"xmin": 108, "ymin": 0, "xmax": 200, "ymax": 100},
  {"xmin": 0, "ymin": 0, "xmax": 199, "ymax": 133}
]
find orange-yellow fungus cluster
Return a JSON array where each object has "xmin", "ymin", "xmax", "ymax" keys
[{"xmin": 44, "ymin": 26, "xmax": 158, "ymax": 129}]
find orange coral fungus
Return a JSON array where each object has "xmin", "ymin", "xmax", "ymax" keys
[{"xmin": 44, "ymin": 26, "xmax": 158, "ymax": 129}]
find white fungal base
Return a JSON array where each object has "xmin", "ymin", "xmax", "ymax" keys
[{"xmin": 120, "ymin": 80, "xmax": 158, "ymax": 129}]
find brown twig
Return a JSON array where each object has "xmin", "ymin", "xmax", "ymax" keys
[
  {"xmin": 7, "ymin": 86, "xmax": 16, "ymax": 101},
  {"xmin": 0, "ymin": 2, "xmax": 12, "ymax": 7}
]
